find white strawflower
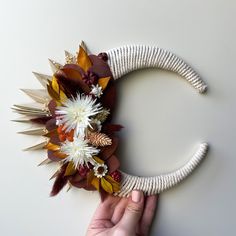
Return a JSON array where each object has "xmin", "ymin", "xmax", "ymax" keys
[
  {"xmin": 90, "ymin": 84, "xmax": 103, "ymax": 98},
  {"xmin": 56, "ymin": 94, "xmax": 102, "ymax": 136},
  {"xmin": 93, "ymin": 163, "xmax": 108, "ymax": 178},
  {"xmin": 61, "ymin": 136, "xmax": 99, "ymax": 167}
]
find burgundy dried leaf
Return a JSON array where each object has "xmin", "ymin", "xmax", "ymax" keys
[
  {"xmin": 68, "ymin": 173, "xmax": 89, "ymax": 189},
  {"xmin": 99, "ymin": 188, "xmax": 109, "ymax": 202},
  {"xmin": 100, "ymin": 137, "xmax": 119, "ymax": 161},
  {"xmin": 49, "ymin": 131, "xmax": 60, "ymax": 145},
  {"xmin": 70, "ymin": 178, "xmax": 87, "ymax": 188},
  {"xmin": 48, "ymin": 99, "xmax": 57, "ymax": 117},
  {"xmin": 102, "ymin": 124, "xmax": 124, "ymax": 136},
  {"xmin": 47, "ymin": 150, "xmax": 63, "ymax": 162},
  {"xmin": 30, "ymin": 116, "xmax": 51, "ymax": 124},
  {"xmin": 68, "ymin": 172, "xmax": 83, "ymax": 182},
  {"xmin": 106, "ymin": 155, "xmax": 120, "ymax": 174},
  {"xmin": 45, "ymin": 118, "xmax": 57, "ymax": 131},
  {"xmin": 50, "ymin": 164, "xmax": 68, "ymax": 196},
  {"xmin": 89, "ymin": 55, "xmax": 113, "ymax": 78}
]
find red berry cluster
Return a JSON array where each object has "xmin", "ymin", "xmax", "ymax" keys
[
  {"xmin": 110, "ymin": 170, "xmax": 122, "ymax": 182},
  {"xmin": 98, "ymin": 52, "xmax": 108, "ymax": 62}
]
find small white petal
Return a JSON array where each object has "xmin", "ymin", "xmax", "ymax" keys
[{"xmin": 91, "ymin": 84, "xmax": 103, "ymax": 98}]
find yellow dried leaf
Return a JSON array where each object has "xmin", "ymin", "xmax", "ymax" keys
[
  {"xmin": 77, "ymin": 46, "xmax": 92, "ymax": 72},
  {"xmin": 47, "ymin": 83, "xmax": 59, "ymax": 101},
  {"xmin": 105, "ymin": 175, "xmax": 120, "ymax": 193},
  {"xmin": 98, "ymin": 77, "xmax": 111, "ymax": 90},
  {"xmin": 51, "ymin": 76, "xmax": 67, "ymax": 103},
  {"xmin": 52, "ymin": 76, "xmax": 59, "ymax": 92},
  {"xmin": 64, "ymin": 162, "xmax": 76, "ymax": 176},
  {"xmin": 91, "ymin": 177, "xmax": 100, "ymax": 191},
  {"xmin": 101, "ymin": 177, "xmax": 113, "ymax": 194},
  {"xmin": 93, "ymin": 156, "xmax": 104, "ymax": 164},
  {"xmin": 44, "ymin": 142, "xmax": 60, "ymax": 151}
]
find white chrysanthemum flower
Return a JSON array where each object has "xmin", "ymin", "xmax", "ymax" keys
[
  {"xmin": 93, "ymin": 163, "xmax": 108, "ymax": 178},
  {"xmin": 90, "ymin": 84, "xmax": 103, "ymax": 98},
  {"xmin": 56, "ymin": 94, "xmax": 102, "ymax": 136},
  {"xmin": 61, "ymin": 136, "xmax": 99, "ymax": 167}
]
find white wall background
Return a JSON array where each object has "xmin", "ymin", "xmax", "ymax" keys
[{"xmin": 0, "ymin": 0, "xmax": 235, "ymax": 235}]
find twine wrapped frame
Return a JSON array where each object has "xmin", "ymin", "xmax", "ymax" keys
[{"xmin": 106, "ymin": 45, "xmax": 209, "ymax": 197}]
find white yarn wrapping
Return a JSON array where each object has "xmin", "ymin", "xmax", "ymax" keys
[
  {"xmin": 106, "ymin": 45, "xmax": 207, "ymax": 93},
  {"xmin": 105, "ymin": 45, "xmax": 209, "ymax": 196},
  {"xmin": 115, "ymin": 143, "xmax": 209, "ymax": 197}
]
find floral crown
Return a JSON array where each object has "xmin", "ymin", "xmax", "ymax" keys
[{"xmin": 13, "ymin": 42, "xmax": 209, "ymax": 198}]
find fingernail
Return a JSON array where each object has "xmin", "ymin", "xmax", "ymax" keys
[{"xmin": 132, "ymin": 190, "xmax": 142, "ymax": 203}]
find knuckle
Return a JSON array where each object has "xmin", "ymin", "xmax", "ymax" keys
[{"xmin": 127, "ymin": 203, "xmax": 142, "ymax": 214}]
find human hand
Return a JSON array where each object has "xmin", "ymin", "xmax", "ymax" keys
[{"xmin": 86, "ymin": 190, "xmax": 159, "ymax": 236}]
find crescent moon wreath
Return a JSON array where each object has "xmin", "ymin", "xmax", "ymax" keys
[{"xmin": 12, "ymin": 42, "xmax": 209, "ymax": 198}]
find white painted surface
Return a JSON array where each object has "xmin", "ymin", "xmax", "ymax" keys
[{"xmin": 0, "ymin": 0, "xmax": 235, "ymax": 235}]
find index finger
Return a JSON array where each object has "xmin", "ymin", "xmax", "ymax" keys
[{"xmin": 139, "ymin": 194, "xmax": 159, "ymax": 235}]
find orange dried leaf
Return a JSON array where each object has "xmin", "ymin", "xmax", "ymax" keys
[
  {"xmin": 61, "ymin": 66, "xmax": 83, "ymax": 80},
  {"xmin": 53, "ymin": 151, "xmax": 67, "ymax": 159},
  {"xmin": 44, "ymin": 142, "xmax": 60, "ymax": 151},
  {"xmin": 87, "ymin": 171, "xmax": 95, "ymax": 184},
  {"xmin": 77, "ymin": 46, "xmax": 92, "ymax": 72},
  {"xmin": 91, "ymin": 177, "xmax": 100, "ymax": 191},
  {"xmin": 98, "ymin": 77, "xmax": 111, "ymax": 90},
  {"xmin": 64, "ymin": 162, "xmax": 76, "ymax": 176},
  {"xmin": 101, "ymin": 177, "xmax": 113, "ymax": 194}
]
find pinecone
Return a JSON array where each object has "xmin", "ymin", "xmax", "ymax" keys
[
  {"xmin": 88, "ymin": 132, "xmax": 112, "ymax": 147},
  {"xmin": 110, "ymin": 170, "xmax": 122, "ymax": 182}
]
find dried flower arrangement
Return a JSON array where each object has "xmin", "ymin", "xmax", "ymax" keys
[
  {"xmin": 13, "ymin": 42, "xmax": 123, "ymax": 197},
  {"xmin": 13, "ymin": 42, "xmax": 209, "ymax": 198}
]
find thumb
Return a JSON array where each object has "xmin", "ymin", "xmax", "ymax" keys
[{"xmin": 118, "ymin": 190, "xmax": 144, "ymax": 231}]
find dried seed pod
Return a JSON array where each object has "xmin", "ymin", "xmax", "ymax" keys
[{"xmin": 95, "ymin": 108, "xmax": 110, "ymax": 123}]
